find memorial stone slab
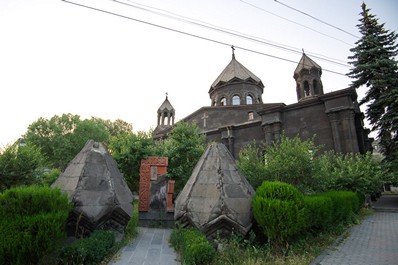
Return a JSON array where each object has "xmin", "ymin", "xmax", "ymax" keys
[
  {"xmin": 174, "ymin": 143, "xmax": 255, "ymax": 239},
  {"xmin": 51, "ymin": 140, "xmax": 134, "ymax": 238}
]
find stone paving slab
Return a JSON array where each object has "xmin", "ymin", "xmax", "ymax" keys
[
  {"xmin": 108, "ymin": 227, "xmax": 180, "ymax": 265},
  {"xmin": 310, "ymin": 211, "xmax": 398, "ymax": 265}
]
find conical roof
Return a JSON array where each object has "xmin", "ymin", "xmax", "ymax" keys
[
  {"xmin": 174, "ymin": 143, "xmax": 255, "ymax": 239},
  {"xmin": 210, "ymin": 55, "xmax": 263, "ymax": 90},
  {"xmin": 294, "ymin": 53, "xmax": 321, "ymax": 77},
  {"xmin": 52, "ymin": 140, "xmax": 134, "ymax": 235},
  {"xmin": 158, "ymin": 95, "xmax": 175, "ymax": 113}
]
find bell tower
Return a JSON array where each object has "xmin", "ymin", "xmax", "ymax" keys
[
  {"xmin": 153, "ymin": 93, "xmax": 175, "ymax": 140},
  {"xmin": 157, "ymin": 93, "xmax": 175, "ymax": 127},
  {"xmin": 293, "ymin": 52, "xmax": 324, "ymax": 102}
]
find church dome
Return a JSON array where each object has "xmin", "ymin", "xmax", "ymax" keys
[{"xmin": 209, "ymin": 51, "xmax": 264, "ymax": 106}]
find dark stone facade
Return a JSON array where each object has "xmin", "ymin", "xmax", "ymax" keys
[{"xmin": 154, "ymin": 53, "xmax": 372, "ymax": 158}]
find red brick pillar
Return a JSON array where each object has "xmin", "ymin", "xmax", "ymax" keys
[{"xmin": 138, "ymin": 157, "xmax": 168, "ymax": 212}]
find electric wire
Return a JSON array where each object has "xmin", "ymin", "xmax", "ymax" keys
[
  {"xmin": 274, "ymin": 0, "xmax": 360, "ymax": 38},
  {"xmin": 116, "ymin": 0, "xmax": 350, "ymax": 67},
  {"xmin": 61, "ymin": 0, "xmax": 347, "ymax": 76},
  {"xmin": 240, "ymin": 0, "xmax": 354, "ymax": 46}
]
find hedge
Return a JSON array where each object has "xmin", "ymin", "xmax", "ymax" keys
[
  {"xmin": 252, "ymin": 181, "xmax": 306, "ymax": 244},
  {"xmin": 59, "ymin": 230, "xmax": 115, "ymax": 265},
  {"xmin": 0, "ymin": 186, "xmax": 71, "ymax": 265},
  {"xmin": 303, "ymin": 195, "xmax": 333, "ymax": 230},
  {"xmin": 170, "ymin": 227, "xmax": 215, "ymax": 265},
  {"xmin": 319, "ymin": 191, "xmax": 360, "ymax": 223}
]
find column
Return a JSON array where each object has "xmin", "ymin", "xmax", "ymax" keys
[
  {"xmin": 341, "ymin": 110, "xmax": 359, "ymax": 153},
  {"xmin": 327, "ymin": 112, "xmax": 342, "ymax": 153}
]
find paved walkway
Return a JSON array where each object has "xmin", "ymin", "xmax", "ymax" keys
[
  {"xmin": 108, "ymin": 227, "xmax": 180, "ymax": 265},
  {"xmin": 110, "ymin": 195, "xmax": 397, "ymax": 265},
  {"xmin": 311, "ymin": 195, "xmax": 398, "ymax": 265}
]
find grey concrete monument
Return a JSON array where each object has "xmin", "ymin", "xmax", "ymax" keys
[
  {"xmin": 174, "ymin": 142, "xmax": 255, "ymax": 239},
  {"xmin": 52, "ymin": 140, "xmax": 134, "ymax": 238}
]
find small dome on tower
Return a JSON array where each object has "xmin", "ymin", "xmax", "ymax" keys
[
  {"xmin": 157, "ymin": 94, "xmax": 175, "ymax": 114},
  {"xmin": 153, "ymin": 94, "xmax": 175, "ymax": 139},
  {"xmin": 294, "ymin": 53, "xmax": 324, "ymax": 102}
]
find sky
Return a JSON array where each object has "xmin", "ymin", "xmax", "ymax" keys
[{"xmin": 1, "ymin": 0, "xmax": 397, "ymax": 148}]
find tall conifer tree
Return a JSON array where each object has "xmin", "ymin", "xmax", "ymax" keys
[{"xmin": 348, "ymin": 3, "xmax": 398, "ymax": 167}]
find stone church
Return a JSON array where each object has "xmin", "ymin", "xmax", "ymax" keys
[{"xmin": 153, "ymin": 52, "xmax": 372, "ymax": 158}]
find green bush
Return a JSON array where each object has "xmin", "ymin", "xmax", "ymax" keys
[
  {"xmin": 170, "ymin": 227, "xmax": 215, "ymax": 265},
  {"xmin": 313, "ymin": 152, "xmax": 385, "ymax": 198},
  {"xmin": 319, "ymin": 191, "xmax": 360, "ymax": 223},
  {"xmin": 59, "ymin": 230, "xmax": 115, "ymax": 265},
  {"xmin": 0, "ymin": 186, "xmax": 71, "ymax": 265},
  {"xmin": 303, "ymin": 195, "xmax": 333, "ymax": 230},
  {"xmin": 252, "ymin": 181, "xmax": 306, "ymax": 245}
]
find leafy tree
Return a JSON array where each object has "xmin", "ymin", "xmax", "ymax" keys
[
  {"xmin": 24, "ymin": 114, "xmax": 81, "ymax": 169},
  {"xmin": 236, "ymin": 142, "xmax": 266, "ymax": 189},
  {"xmin": 0, "ymin": 142, "xmax": 44, "ymax": 191},
  {"xmin": 155, "ymin": 121, "xmax": 206, "ymax": 194},
  {"xmin": 347, "ymin": 3, "xmax": 398, "ymax": 171},
  {"xmin": 313, "ymin": 151, "xmax": 388, "ymax": 198},
  {"xmin": 23, "ymin": 114, "xmax": 129, "ymax": 169},
  {"xmin": 108, "ymin": 131, "xmax": 154, "ymax": 192},
  {"xmin": 91, "ymin": 117, "xmax": 133, "ymax": 137},
  {"xmin": 238, "ymin": 134, "xmax": 319, "ymax": 192}
]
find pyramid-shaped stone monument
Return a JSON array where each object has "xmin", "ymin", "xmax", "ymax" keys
[
  {"xmin": 52, "ymin": 140, "xmax": 134, "ymax": 237},
  {"xmin": 174, "ymin": 143, "xmax": 255, "ymax": 239}
]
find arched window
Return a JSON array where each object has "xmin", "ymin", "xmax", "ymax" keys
[
  {"xmin": 232, "ymin": 95, "xmax": 240, "ymax": 105},
  {"xmin": 220, "ymin": 97, "xmax": 227, "ymax": 106},
  {"xmin": 246, "ymin": 95, "xmax": 253, "ymax": 105},
  {"xmin": 313, "ymin": 79, "xmax": 318, "ymax": 95},
  {"xmin": 304, "ymin": 81, "xmax": 310, "ymax": 96}
]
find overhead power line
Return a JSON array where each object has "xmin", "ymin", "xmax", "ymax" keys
[
  {"xmin": 115, "ymin": 0, "xmax": 349, "ymax": 67},
  {"xmin": 274, "ymin": 0, "xmax": 359, "ymax": 38},
  {"xmin": 239, "ymin": 0, "xmax": 354, "ymax": 46},
  {"xmin": 61, "ymin": 0, "xmax": 346, "ymax": 76}
]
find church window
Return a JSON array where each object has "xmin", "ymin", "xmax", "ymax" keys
[
  {"xmin": 246, "ymin": 95, "xmax": 253, "ymax": 105},
  {"xmin": 313, "ymin": 79, "xmax": 318, "ymax": 94},
  {"xmin": 220, "ymin": 97, "xmax": 227, "ymax": 106},
  {"xmin": 232, "ymin": 95, "xmax": 240, "ymax": 105},
  {"xmin": 304, "ymin": 81, "xmax": 310, "ymax": 96},
  {"xmin": 248, "ymin": 111, "xmax": 254, "ymax": 120}
]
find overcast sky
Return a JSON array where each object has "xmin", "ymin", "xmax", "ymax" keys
[{"xmin": 1, "ymin": 0, "xmax": 397, "ymax": 148}]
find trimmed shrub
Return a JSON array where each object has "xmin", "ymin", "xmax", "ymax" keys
[
  {"xmin": 59, "ymin": 230, "xmax": 115, "ymax": 265},
  {"xmin": 252, "ymin": 181, "xmax": 306, "ymax": 245},
  {"xmin": 170, "ymin": 227, "xmax": 215, "ymax": 265},
  {"xmin": 319, "ymin": 191, "xmax": 360, "ymax": 223},
  {"xmin": 303, "ymin": 195, "xmax": 333, "ymax": 230},
  {"xmin": 0, "ymin": 186, "xmax": 71, "ymax": 265}
]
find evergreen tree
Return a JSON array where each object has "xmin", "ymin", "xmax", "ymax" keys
[{"xmin": 347, "ymin": 3, "xmax": 398, "ymax": 168}]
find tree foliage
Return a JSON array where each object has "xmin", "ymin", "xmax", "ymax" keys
[
  {"xmin": 236, "ymin": 142, "xmax": 266, "ymax": 189},
  {"xmin": 347, "ymin": 3, "xmax": 398, "ymax": 169},
  {"xmin": 0, "ymin": 142, "xmax": 44, "ymax": 191},
  {"xmin": 237, "ymin": 134, "xmax": 387, "ymax": 197},
  {"xmin": 108, "ymin": 131, "xmax": 154, "ymax": 193},
  {"xmin": 238, "ymin": 135, "xmax": 319, "ymax": 191},
  {"xmin": 154, "ymin": 121, "xmax": 206, "ymax": 194},
  {"xmin": 313, "ymin": 151, "xmax": 389, "ymax": 197},
  {"xmin": 24, "ymin": 114, "xmax": 133, "ymax": 169}
]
